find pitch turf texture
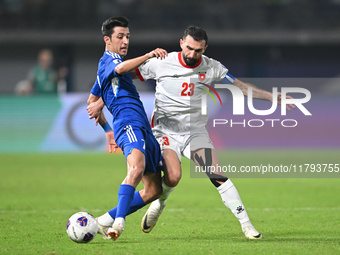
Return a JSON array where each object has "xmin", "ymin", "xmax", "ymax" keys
[{"xmin": 1, "ymin": 150, "xmax": 339, "ymax": 255}]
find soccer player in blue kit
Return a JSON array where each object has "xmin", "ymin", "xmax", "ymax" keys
[{"xmin": 87, "ymin": 16, "xmax": 168, "ymax": 241}]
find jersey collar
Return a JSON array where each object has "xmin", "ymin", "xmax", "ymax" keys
[
  {"xmin": 178, "ymin": 52, "xmax": 202, "ymax": 69},
  {"xmin": 105, "ymin": 50, "xmax": 123, "ymax": 60}
]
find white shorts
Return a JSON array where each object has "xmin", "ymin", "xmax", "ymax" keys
[{"xmin": 152, "ymin": 128, "xmax": 215, "ymax": 162}]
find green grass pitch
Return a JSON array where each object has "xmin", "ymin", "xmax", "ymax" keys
[{"xmin": 1, "ymin": 150, "xmax": 339, "ymax": 255}]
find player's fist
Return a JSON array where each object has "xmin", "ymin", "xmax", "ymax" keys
[
  {"xmin": 105, "ymin": 130, "xmax": 119, "ymax": 153},
  {"xmin": 87, "ymin": 101, "xmax": 103, "ymax": 125},
  {"xmin": 277, "ymin": 92, "xmax": 296, "ymax": 111}
]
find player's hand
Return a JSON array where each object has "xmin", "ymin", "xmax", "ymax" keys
[
  {"xmin": 87, "ymin": 101, "xmax": 103, "ymax": 126},
  {"xmin": 105, "ymin": 130, "xmax": 119, "ymax": 153},
  {"xmin": 147, "ymin": 48, "xmax": 168, "ymax": 60},
  {"xmin": 277, "ymin": 92, "xmax": 296, "ymax": 111}
]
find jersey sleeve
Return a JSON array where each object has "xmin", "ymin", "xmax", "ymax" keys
[
  {"xmin": 212, "ymin": 59, "xmax": 235, "ymax": 84},
  {"xmin": 211, "ymin": 59, "xmax": 228, "ymax": 81},
  {"xmin": 90, "ymin": 77, "xmax": 101, "ymax": 97},
  {"xmin": 105, "ymin": 56, "xmax": 123, "ymax": 78},
  {"xmin": 136, "ymin": 59, "xmax": 156, "ymax": 81}
]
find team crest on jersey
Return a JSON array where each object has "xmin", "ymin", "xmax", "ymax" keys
[{"xmin": 199, "ymin": 72, "xmax": 206, "ymax": 81}]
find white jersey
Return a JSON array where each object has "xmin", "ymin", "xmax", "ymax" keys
[{"xmin": 137, "ymin": 51, "xmax": 232, "ymax": 134}]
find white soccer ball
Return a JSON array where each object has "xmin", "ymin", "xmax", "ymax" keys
[{"xmin": 66, "ymin": 212, "xmax": 99, "ymax": 243}]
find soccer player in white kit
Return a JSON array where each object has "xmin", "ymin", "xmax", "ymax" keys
[
  {"xmin": 88, "ymin": 26, "xmax": 294, "ymax": 239},
  {"xmin": 135, "ymin": 26, "xmax": 282, "ymax": 239}
]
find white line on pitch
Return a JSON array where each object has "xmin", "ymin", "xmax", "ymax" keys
[{"xmin": 1, "ymin": 207, "xmax": 340, "ymax": 214}]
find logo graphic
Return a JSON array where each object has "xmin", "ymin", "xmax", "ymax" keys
[
  {"xmin": 199, "ymin": 72, "xmax": 206, "ymax": 82},
  {"xmin": 200, "ymin": 84, "xmax": 311, "ymax": 117},
  {"xmin": 77, "ymin": 217, "xmax": 88, "ymax": 226},
  {"xmin": 143, "ymin": 214, "xmax": 151, "ymax": 230},
  {"xmin": 236, "ymin": 206, "xmax": 245, "ymax": 214},
  {"xmin": 198, "ymin": 82, "xmax": 222, "ymax": 106}
]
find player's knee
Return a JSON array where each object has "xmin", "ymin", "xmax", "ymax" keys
[
  {"xmin": 166, "ymin": 170, "xmax": 181, "ymax": 187},
  {"xmin": 127, "ymin": 165, "xmax": 144, "ymax": 184}
]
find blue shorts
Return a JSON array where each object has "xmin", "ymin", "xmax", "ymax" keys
[{"xmin": 116, "ymin": 125, "xmax": 163, "ymax": 174}]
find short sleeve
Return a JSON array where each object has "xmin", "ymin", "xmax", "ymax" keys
[
  {"xmin": 136, "ymin": 59, "xmax": 156, "ymax": 81},
  {"xmin": 90, "ymin": 77, "xmax": 101, "ymax": 97},
  {"xmin": 105, "ymin": 57, "xmax": 122, "ymax": 78},
  {"xmin": 211, "ymin": 59, "xmax": 229, "ymax": 81}
]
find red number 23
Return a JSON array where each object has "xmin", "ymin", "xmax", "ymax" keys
[{"xmin": 181, "ymin": 82, "xmax": 195, "ymax": 96}]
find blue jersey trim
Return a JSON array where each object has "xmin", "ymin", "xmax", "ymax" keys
[{"xmin": 222, "ymin": 73, "xmax": 235, "ymax": 84}]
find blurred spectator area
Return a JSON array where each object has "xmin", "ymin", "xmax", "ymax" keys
[
  {"xmin": 1, "ymin": 0, "xmax": 340, "ymax": 94},
  {"xmin": 1, "ymin": 0, "xmax": 340, "ymax": 31}
]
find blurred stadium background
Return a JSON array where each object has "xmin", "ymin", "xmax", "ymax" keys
[{"xmin": 0, "ymin": 0, "xmax": 339, "ymax": 153}]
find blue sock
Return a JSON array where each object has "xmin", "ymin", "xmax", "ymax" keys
[
  {"xmin": 108, "ymin": 191, "xmax": 146, "ymax": 219},
  {"xmin": 115, "ymin": 184, "xmax": 135, "ymax": 219}
]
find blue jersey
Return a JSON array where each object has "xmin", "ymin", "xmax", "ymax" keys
[
  {"xmin": 91, "ymin": 51, "xmax": 152, "ymax": 141},
  {"xmin": 91, "ymin": 51, "xmax": 162, "ymax": 174}
]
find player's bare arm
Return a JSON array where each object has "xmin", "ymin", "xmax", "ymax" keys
[
  {"xmin": 87, "ymin": 93, "xmax": 118, "ymax": 152},
  {"xmin": 233, "ymin": 78, "xmax": 272, "ymax": 101},
  {"xmin": 115, "ymin": 48, "xmax": 168, "ymax": 75},
  {"xmin": 233, "ymin": 78, "xmax": 296, "ymax": 111}
]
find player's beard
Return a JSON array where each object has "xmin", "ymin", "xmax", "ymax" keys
[{"xmin": 183, "ymin": 56, "xmax": 199, "ymax": 66}]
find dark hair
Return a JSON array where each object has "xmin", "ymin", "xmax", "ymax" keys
[
  {"xmin": 183, "ymin": 26, "xmax": 208, "ymax": 45},
  {"xmin": 101, "ymin": 16, "xmax": 129, "ymax": 37}
]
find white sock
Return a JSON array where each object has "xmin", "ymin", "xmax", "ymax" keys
[
  {"xmin": 113, "ymin": 217, "xmax": 125, "ymax": 230},
  {"xmin": 159, "ymin": 179, "xmax": 176, "ymax": 203},
  {"xmin": 217, "ymin": 179, "xmax": 252, "ymax": 228},
  {"xmin": 97, "ymin": 212, "xmax": 114, "ymax": 227}
]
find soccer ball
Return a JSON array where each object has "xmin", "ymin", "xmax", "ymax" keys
[{"xmin": 66, "ymin": 212, "xmax": 99, "ymax": 243}]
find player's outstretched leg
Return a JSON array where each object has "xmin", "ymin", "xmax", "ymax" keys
[
  {"xmin": 141, "ymin": 149, "xmax": 179, "ymax": 233},
  {"xmin": 193, "ymin": 148, "xmax": 263, "ymax": 239},
  {"xmin": 96, "ymin": 189, "xmax": 146, "ymax": 240},
  {"xmin": 97, "ymin": 171, "xmax": 162, "ymax": 239}
]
